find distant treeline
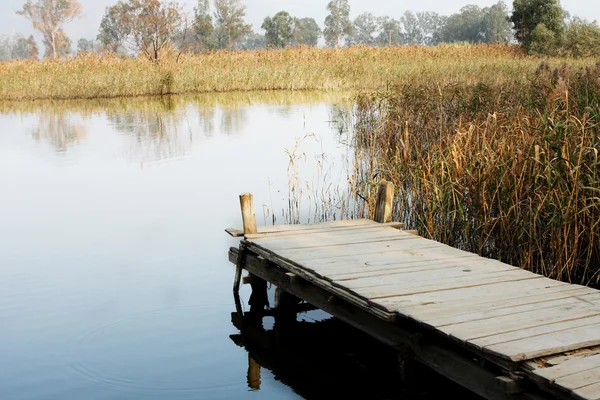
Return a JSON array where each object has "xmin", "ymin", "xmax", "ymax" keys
[{"xmin": 3, "ymin": 0, "xmax": 600, "ymax": 62}]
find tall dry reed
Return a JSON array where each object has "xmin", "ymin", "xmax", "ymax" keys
[{"xmin": 350, "ymin": 62, "xmax": 600, "ymax": 287}]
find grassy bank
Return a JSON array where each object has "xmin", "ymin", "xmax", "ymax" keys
[
  {"xmin": 0, "ymin": 44, "xmax": 595, "ymax": 101},
  {"xmin": 348, "ymin": 62, "xmax": 600, "ymax": 287}
]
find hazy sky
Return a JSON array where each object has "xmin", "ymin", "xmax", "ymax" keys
[{"xmin": 2, "ymin": 0, "xmax": 598, "ymax": 43}]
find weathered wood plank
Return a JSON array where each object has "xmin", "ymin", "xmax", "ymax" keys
[
  {"xmin": 335, "ymin": 262, "xmax": 518, "ymax": 289},
  {"xmin": 405, "ymin": 286, "xmax": 595, "ymax": 323},
  {"xmin": 357, "ymin": 270, "xmax": 542, "ymax": 301},
  {"xmin": 572, "ymin": 382, "xmax": 600, "ymax": 400},
  {"xmin": 374, "ymin": 181, "xmax": 395, "ymax": 224},
  {"xmin": 226, "ymin": 219, "xmax": 380, "ymax": 237},
  {"xmin": 533, "ymin": 353, "xmax": 600, "ymax": 382},
  {"xmin": 485, "ymin": 324, "xmax": 600, "ymax": 361},
  {"xmin": 244, "ymin": 221, "xmax": 404, "ymax": 239},
  {"xmin": 427, "ymin": 292, "xmax": 600, "ymax": 328},
  {"xmin": 253, "ymin": 228, "xmax": 417, "ymax": 251},
  {"xmin": 375, "ymin": 278, "xmax": 567, "ymax": 313},
  {"xmin": 555, "ymin": 366, "xmax": 600, "ymax": 391}
]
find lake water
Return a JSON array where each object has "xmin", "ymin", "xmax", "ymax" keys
[{"xmin": 0, "ymin": 92, "xmax": 478, "ymax": 400}]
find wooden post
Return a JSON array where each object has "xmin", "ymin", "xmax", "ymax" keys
[
  {"xmin": 234, "ymin": 193, "xmax": 257, "ymax": 293},
  {"xmin": 374, "ymin": 181, "xmax": 395, "ymax": 223},
  {"xmin": 239, "ymin": 193, "xmax": 258, "ymax": 235}
]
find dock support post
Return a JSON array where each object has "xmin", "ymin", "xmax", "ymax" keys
[
  {"xmin": 234, "ymin": 193, "xmax": 258, "ymax": 293},
  {"xmin": 374, "ymin": 181, "xmax": 395, "ymax": 223}
]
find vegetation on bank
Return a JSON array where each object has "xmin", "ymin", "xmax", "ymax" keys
[
  {"xmin": 1, "ymin": 44, "xmax": 597, "ymax": 101},
  {"xmin": 349, "ymin": 61, "xmax": 600, "ymax": 288}
]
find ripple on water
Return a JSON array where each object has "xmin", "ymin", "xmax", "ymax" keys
[{"xmin": 66, "ymin": 304, "xmax": 244, "ymax": 394}]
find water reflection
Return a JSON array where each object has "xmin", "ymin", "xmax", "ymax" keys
[{"xmin": 30, "ymin": 111, "xmax": 88, "ymax": 152}]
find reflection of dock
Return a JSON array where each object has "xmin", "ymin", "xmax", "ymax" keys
[{"xmin": 226, "ymin": 185, "xmax": 600, "ymax": 400}]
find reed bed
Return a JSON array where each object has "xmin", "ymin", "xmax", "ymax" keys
[
  {"xmin": 0, "ymin": 44, "xmax": 594, "ymax": 101},
  {"xmin": 348, "ymin": 61, "xmax": 600, "ymax": 287}
]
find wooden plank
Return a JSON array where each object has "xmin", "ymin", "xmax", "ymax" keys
[
  {"xmin": 485, "ymin": 323, "xmax": 600, "ymax": 361},
  {"xmin": 375, "ymin": 278, "xmax": 567, "ymax": 313},
  {"xmin": 245, "ymin": 221, "xmax": 404, "ymax": 239},
  {"xmin": 278, "ymin": 238, "xmax": 442, "ymax": 261},
  {"xmin": 572, "ymin": 382, "xmax": 600, "ymax": 400},
  {"xmin": 427, "ymin": 292, "xmax": 600, "ymax": 328},
  {"xmin": 226, "ymin": 219, "xmax": 380, "ymax": 237},
  {"xmin": 405, "ymin": 286, "xmax": 595, "ymax": 323},
  {"xmin": 533, "ymin": 353, "xmax": 600, "ymax": 382},
  {"xmin": 252, "ymin": 228, "xmax": 417, "ymax": 251},
  {"xmin": 443, "ymin": 299, "xmax": 600, "ymax": 344},
  {"xmin": 335, "ymin": 261, "xmax": 518, "ymax": 289},
  {"xmin": 239, "ymin": 193, "xmax": 258, "ymax": 235},
  {"xmin": 356, "ymin": 270, "xmax": 542, "ymax": 301},
  {"xmin": 321, "ymin": 255, "xmax": 483, "ymax": 279},
  {"xmin": 555, "ymin": 366, "xmax": 600, "ymax": 391}
]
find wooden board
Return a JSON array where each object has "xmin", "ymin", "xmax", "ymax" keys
[{"xmin": 226, "ymin": 219, "xmax": 383, "ymax": 237}]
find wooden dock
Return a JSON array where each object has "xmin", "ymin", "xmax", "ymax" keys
[{"xmin": 226, "ymin": 188, "xmax": 600, "ymax": 400}]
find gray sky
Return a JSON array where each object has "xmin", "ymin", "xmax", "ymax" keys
[{"xmin": 1, "ymin": 0, "xmax": 598, "ymax": 43}]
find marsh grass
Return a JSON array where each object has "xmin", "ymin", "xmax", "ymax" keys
[
  {"xmin": 0, "ymin": 44, "xmax": 595, "ymax": 101},
  {"xmin": 349, "ymin": 61, "xmax": 600, "ymax": 287}
]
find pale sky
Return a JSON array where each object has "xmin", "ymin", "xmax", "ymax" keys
[{"xmin": 1, "ymin": 0, "xmax": 598, "ymax": 43}]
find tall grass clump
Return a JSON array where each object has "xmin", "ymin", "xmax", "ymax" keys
[
  {"xmin": 0, "ymin": 44, "xmax": 594, "ymax": 101},
  {"xmin": 351, "ymin": 62, "xmax": 600, "ymax": 287}
]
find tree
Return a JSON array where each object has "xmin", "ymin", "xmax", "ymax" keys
[
  {"xmin": 27, "ymin": 35, "xmax": 39, "ymax": 59},
  {"xmin": 214, "ymin": 0, "xmax": 252, "ymax": 50},
  {"xmin": 417, "ymin": 12, "xmax": 446, "ymax": 45},
  {"xmin": 292, "ymin": 17, "xmax": 321, "ymax": 46},
  {"xmin": 401, "ymin": 11, "xmax": 424, "ymax": 45},
  {"xmin": 101, "ymin": 0, "xmax": 184, "ymax": 61},
  {"xmin": 563, "ymin": 17, "xmax": 600, "ymax": 57},
  {"xmin": 510, "ymin": 0, "xmax": 564, "ymax": 51},
  {"xmin": 16, "ymin": 0, "xmax": 82, "ymax": 60},
  {"xmin": 262, "ymin": 11, "xmax": 294, "ymax": 48},
  {"xmin": 375, "ymin": 17, "xmax": 402, "ymax": 46},
  {"xmin": 323, "ymin": 0, "xmax": 352, "ymax": 47},
  {"xmin": 11, "ymin": 34, "xmax": 33, "ymax": 59},
  {"xmin": 440, "ymin": 5, "xmax": 485, "ymax": 43},
  {"xmin": 349, "ymin": 12, "xmax": 377, "ymax": 45},
  {"xmin": 52, "ymin": 29, "xmax": 71, "ymax": 57},
  {"xmin": 77, "ymin": 38, "xmax": 94, "ymax": 53},
  {"xmin": 482, "ymin": 1, "xmax": 513, "ymax": 43},
  {"xmin": 97, "ymin": 5, "xmax": 127, "ymax": 53},
  {"xmin": 237, "ymin": 31, "xmax": 266, "ymax": 50},
  {"xmin": 193, "ymin": 0, "xmax": 215, "ymax": 51}
]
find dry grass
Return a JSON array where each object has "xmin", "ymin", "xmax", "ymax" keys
[
  {"xmin": 0, "ymin": 44, "xmax": 594, "ymax": 101},
  {"xmin": 348, "ymin": 61, "xmax": 600, "ymax": 287}
]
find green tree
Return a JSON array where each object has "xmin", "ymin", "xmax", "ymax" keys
[
  {"xmin": 563, "ymin": 17, "xmax": 600, "ymax": 57},
  {"xmin": 349, "ymin": 12, "xmax": 377, "ymax": 45},
  {"xmin": 292, "ymin": 17, "xmax": 321, "ymax": 46},
  {"xmin": 16, "ymin": 0, "xmax": 82, "ymax": 60},
  {"xmin": 214, "ymin": 0, "xmax": 252, "ymax": 50},
  {"xmin": 375, "ymin": 17, "xmax": 402, "ymax": 46},
  {"xmin": 323, "ymin": 0, "xmax": 352, "ymax": 47},
  {"xmin": 97, "ymin": 5, "xmax": 128, "ymax": 53},
  {"xmin": 193, "ymin": 0, "xmax": 215, "ymax": 50},
  {"xmin": 237, "ymin": 31, "xmax": 266, "ymax": 50},
  {"xmin": 100, "ymin": 0, "xmax": 184, "ymax": 61},
  {"xmin": 401, "ymin": 11, "xmax": 423, "ymax": 45},
  {"xmin": 482, "ymin": 1, "xmax": 513, "ymax": 43},
  {"xmin": 77, "ymin": 38, "xmax": 94, "ymax": 53},
  {"xmin": 417, "ymin": 12, "xmax": 446, "ymax": 45},
  {"xmin": 510, "ymin": 0, "xmax": 564, "ymax": 51},
  {"xmin": 262, "ymin": 11, "xmax": 294, "ymax": 48},
  {"xmin": 441, "ymin": 5, "xmax": 485, "ymax": 43}
]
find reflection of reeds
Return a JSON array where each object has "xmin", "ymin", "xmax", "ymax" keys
[
  {"xmin": 347, "ymin": 63, "xmax": 600, "ymax": 288},
  {"xmin": 1, "ymin": 44, "xmax": 594, "ymax": 101},
  {"xmin": 30, "ymin": 112, "xmax": 88, "ymax": 152}
]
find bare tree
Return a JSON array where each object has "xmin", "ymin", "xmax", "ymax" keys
[{"xmin": 17, "ymin": 0, "xmax": 82, "ymax": 60}]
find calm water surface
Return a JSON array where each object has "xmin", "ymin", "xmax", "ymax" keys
[{"xmin": 0, "ymin": 92, "xmax": 478, "ymax": 400}]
